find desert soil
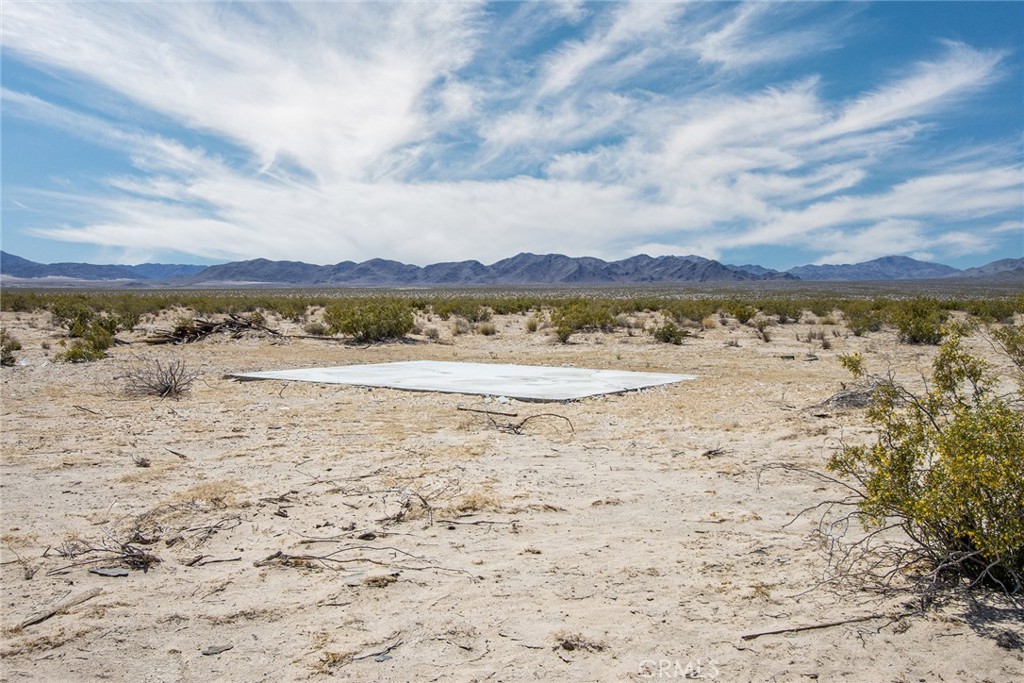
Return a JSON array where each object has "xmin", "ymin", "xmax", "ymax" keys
[{"xmin": 1, "ymin": 306, "xmax": 1022, "ymax": 682}]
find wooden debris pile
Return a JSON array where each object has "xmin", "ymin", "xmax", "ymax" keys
[{"xmin": 144, "ymin": 313, "xmax": 281, "ymax": 345}]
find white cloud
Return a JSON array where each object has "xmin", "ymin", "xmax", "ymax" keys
[
  {"xmin": 824, "ymin": 41, "xmax": 1006, "ymax": 139},
  {"xmin": 2, "ymin": 2, "xmax": 1020, "ymax": 267},
  {"xmin": 693, "ymin": 2, "xmax": 839, "ymax": 70}
]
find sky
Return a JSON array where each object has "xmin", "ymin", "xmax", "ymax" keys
[{"xmin": 2, "ymin": 1, "xmax": 1022, "ymax": 270}]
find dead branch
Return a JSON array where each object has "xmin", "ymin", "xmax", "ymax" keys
[
  {"xmin": 19, "ymin": 588, "xmax": 103, "ymax": 630},
  {"xmin": 73, "ymin": 405, "xmax": 105, "ymax": 417},
  {"xmin": 741, "ymin": 610, "xmax": 917, "ymax": 640},
  {"xmin": 377, "ymin": 489, "xmax": 435, "ymax": 527},
  {"xmin": 144, "ymin": 313, "xmax": 280, "ymax": 345},
  {"xmin": 45, "ymin": 535, "xmax": 161, "ymax": 575},
  {"xmin": 457, "ymin": 406, "xmax": 519, "ymax": 418},
  {"xmin": 436, "ymin": 518, "xmax": 519, "ymax": 527},
  {"xmin": 253, "ymin": 547, "xmax": 475, "ymax": 578},
  {"xmin": 352, "ymin": 633, "xmax": 403, "ymax": 661},
  {"xmin": 496, "ymin": 412, "xmax": 574, "ymax": 435},
  {"xmin": 184, "ymin": 516, "xmax": 243, "ymax": 547}
]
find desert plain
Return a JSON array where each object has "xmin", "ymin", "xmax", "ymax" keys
[{"xmin": 1, "ymin": 299, "xmax": 1022, "ymax": 682}]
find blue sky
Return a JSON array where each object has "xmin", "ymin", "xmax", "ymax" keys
[{"xmin": 2, "ymin": 1, "xmax": 1021, "ymax": 270}]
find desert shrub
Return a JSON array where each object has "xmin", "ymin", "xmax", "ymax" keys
[
  {"xmin": 55, "ymin": 332, "xmax": 112, "ymax": 363},
  {"xmin": 664, "ymin": 299, "xmax": 718, "ymax": 324},
  {"xmin": 433, "ymin": 300, "xmax": 491, "ymax": 323},
  {"xmin": 889, "ymin": 298, "xmax": 947, "ymax": 345},
  {"xmin": 525, "ymin": 316, "xmax": 539, "ymax": 333},
  {"xmin": 555, "ymin": 323, "xmax": 574, "ymax": 344},
  {"xmin": 842, "ymin": 300, "xmax": 885, "ymax": 337},
  {"xmin": 828, "ymin": 322, "xmax": 1024, "ymax": 593},
  {"xmin": 303, "ymin": 320, "xmax": 329, "ymax": 336},
  {"xmin": 652, "ymin": 321, "xmax": 687, "ymax": 345},
  {"xmin": 450, "ymin": 318, "xmax": 471, "ymax": 336},
  {"xmin": 424, "ymin": 326, "xmax": 441, "ymax": 341},
  {"xmin": 125, "ymin": 360, "xmax": 198, "ymax": 398},
  {"xmin": 1, "ymin": 328, "xmax": 22, "ymax": 366},
  {"xmin": 0, "ymin": 292, "xmax": 46, "ymax": 312},
  {"xmin": 724, "ymin": 301, "xmax": 756, "ymax": 324},
  {"xmin": 552, "ymin": 299, "xmax": 615, "ymax": 334},
  {"xmin": 761, "ymin": 298, "xmax": 802, "ymax": 324},
  {"xmin": 991, "ymin": 324, "xmax": 1024, "ymax": 388},
  {"xmin": 961, "ymin": 298, "xmax": 1018, "ymax": 323},
  {"xmin": 476, "ymin": 321, "xmax": 497, "ymax": 336},
  {"xmin": 323, "ymin": 299, "xmax": 414, "ymax": 342},
  {"xmin": 808, "ymin": 299, "xmax": 837, "ymax": 318},
  {"xmin": 50, "ymin": 296, "xmax": 97, "ymax": 337},
  {"xmin": 751, "ymin": 316, "xmax": 772, "ymax": 342}
]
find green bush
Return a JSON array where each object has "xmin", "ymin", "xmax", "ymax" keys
[
  {"xmin": 1, "ymin": 328, "xmax": 22, "ymax": 366},
  {"xmin": 552, "ymin": 299, "xmax": 615, "ymax": 335},
  {"xmin": 55, "ymin": 324, "xmax": 114, "ymax": 362},
  {"xmin": 829, "ymin": 322, "xmax": 1024, "ymax": 593},
  {"xmin": 50, "ymin": 296, "xmax": 97, "ymax": 337},
  {"xmin": 652, "ymin": 322, "xmax": 687, "ymax": 345},
  {"xmin": 888, "ymin": 298, "xmax": 947, "ymax": 345},
  {"xmin": 842, "ymin": 300, "xmax": 885, "ymax": 337},
  {"xmin": 724, "ymin": 301, "xmax": 756, "ymax": 324},
  {"xmin": 323, "ymin": 299, "xmax": 414, "ymax": 342},
  {"xmin": 432, "ymin": 300, "xmax": 492, "ymax": 323},
  {"xmin": 761, "ymin": 298, "xmax": 802, "ymax": 324}
]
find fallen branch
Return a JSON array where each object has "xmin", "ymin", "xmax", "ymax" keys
[
  {"xmin": 457, "ymin": 406, "xmax": 519, "ymax": 418},
  {"xmin": 19, "ymin": 588, "xmax": 103, "ymax": 630},
  {"xmin": 740, "ymin": 611, "xmax": 916, "ymax": 641},
  {"xmin": 73, "ymin": 405, "xmax": 105, "ymax": 417},
  {"xmin": 436, "ymin": 518, "xmax": 519, "ymax": 527},
  {"xmin": 497, "ymin": 413, "xmax": 574, "ymax": 435},
  {"xmin": 352, "ymin": 633, "xmax": 403, "ymax": 661},
  {"xmin": 253, "ymin": 548, "xmax": 476, "ymax": 578}
]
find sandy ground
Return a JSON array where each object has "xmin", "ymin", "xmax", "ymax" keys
[{"xmin": 1, "ymin": 306, "xmax": 1022, "ymax": 682}]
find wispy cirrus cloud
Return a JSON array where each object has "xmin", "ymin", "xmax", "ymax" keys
[{"xmin": 2, "ymin": 1, "xmax": 1020, "ymax": 267}]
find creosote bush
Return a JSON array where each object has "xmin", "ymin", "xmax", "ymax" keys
[
  {"xmin": 1, "ymin": 327, "xmax": 22, "ymax": 366},
  {"xmin": 889, "ymin": 298, "xmax": 947, "ymax": 345},
  {"xmin": 323, "ymin": 299, "xmax": 414, "ymax": 342},
  {"xmin": 55, "ymin": 325, "xmax": 114, "ymax": 363},
  {"xmin": 828, "ymin": 322, "xmax": 1024, "ymax": 594},
  {"xmin": 652, "ymin": 321, "xmax": 687, "ymax": 345}
]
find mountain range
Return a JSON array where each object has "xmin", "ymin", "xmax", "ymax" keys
[{"xmin": 1, "ymin": 251, "xmax": 1021, "ymax": 286}]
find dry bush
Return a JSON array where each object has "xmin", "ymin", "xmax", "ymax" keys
[
  {"xmin": 125, "ymin": 359, "xmax": 198, "ymax": 398},
  {"xmin": 303, "ymin": 320, "xmax": 329, "ymax": 336},
  {"xmin": 552, "ymin": 630, "xmax": 606, "ymax": 652}
]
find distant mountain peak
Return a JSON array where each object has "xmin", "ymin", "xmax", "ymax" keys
[{"xmin": 786, "ymin": 255, "xmax": 961, "ymax": 281}]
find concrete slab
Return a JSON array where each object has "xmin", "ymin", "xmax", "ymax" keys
[{"xmin": 232, "ymin": 360, "xmax": 695, "ymax": 402}]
